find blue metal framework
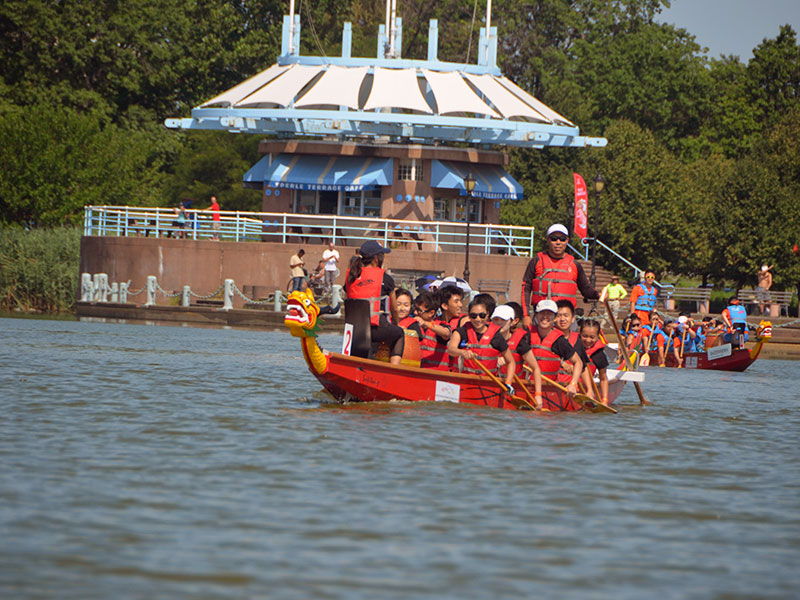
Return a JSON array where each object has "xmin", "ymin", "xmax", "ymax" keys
[{"xmin": 164, "ymin": 16, "xmax": 607, "ymax": 150}]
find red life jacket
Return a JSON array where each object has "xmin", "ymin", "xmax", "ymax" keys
[
  {"xmin": 462, "ymin": 322, "xmax": 501, "ymax": 375},
  {"xmin": 398, "ymin": 316, "xmax": 416, "ymax": 328},
  {"xmin": 501, "ymin": 328, "xmax": 528, "ymax": 376},
  {"xmin": 583, "ymin": 339, "xmax": 606, "ymax": 375},
  {"xmin": 345, "ymin": 266, "xmax": 385, "ymax": 326},
  {"xmin": 420, "ymin": 319, "xmax": 450, "ymax": 371},
  {"xmin": 529, "ymin": 252, "xmax": 579, "ymax": 307},
  {"xmin": 447, "ymin": 315, "xmax": 465, "ymax": 370},
  {"xmin": 529, "ymin": 328, "xmax": 565, "ymax": 378}
]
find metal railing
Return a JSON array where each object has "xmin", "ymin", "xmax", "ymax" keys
[
  {"xmin": 83, "ymin": 205, "xmax": 536, "ymax": 257},
  {"xmin": 575, "ymin": 237, "xmax": 674, "ymax": 298}
]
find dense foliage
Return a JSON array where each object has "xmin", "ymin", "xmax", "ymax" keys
[
  {"xmin": 1, "ymin": 0, "xmax": 799, "ymax": 295},
  {"xmin": 0, "ymin": 227, "xmax": 81, "ymax": 313}
]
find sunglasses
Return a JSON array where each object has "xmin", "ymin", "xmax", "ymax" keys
[
  {"xmin": 469, "ymin": 312, "xmax": 488, "ymax": 319},
  {"xmin": 549, "ymin": 236, "xmax": 568, "ymax": 242}
]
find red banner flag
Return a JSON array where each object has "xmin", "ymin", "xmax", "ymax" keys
[{"xmin": 573, "ymin": 173, "xmax": 588, "ymax": 239}]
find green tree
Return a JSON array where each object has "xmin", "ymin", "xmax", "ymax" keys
[{"xmin": 0, "ymin": 105, "xmax": 163, "ymax": 226}]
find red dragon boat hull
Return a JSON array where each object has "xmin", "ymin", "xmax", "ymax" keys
[{"xmin": 313, "ymin": 351, "xmax": 584, "ymax": 412}]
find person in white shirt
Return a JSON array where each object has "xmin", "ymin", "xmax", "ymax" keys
[{"xmin": 321, "ymin": 241, "xmax": 340, "ymax": 293}]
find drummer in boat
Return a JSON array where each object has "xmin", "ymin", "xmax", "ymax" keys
[
  {"xmin": 447, "ymin": 296, "xmax": 516, "ymax": 393},
  {"xmin": 520, "ymin": 223, "xmax": 599, "ymax": 331},
  {"xmin": 345, "ymin": 240, "xmax": 405, "ymax": 365}
]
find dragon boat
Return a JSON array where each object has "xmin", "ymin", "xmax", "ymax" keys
[
  {"xmin": 645, "ymin": 321, "xmax": 772, "ymax": 371},
  {"xmin": 284, "ymin": 289, "xmax": 639, "ymax": 412}
]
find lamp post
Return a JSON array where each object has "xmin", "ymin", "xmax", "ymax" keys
[
  {"xmin": 590, "ymin": 173, "xmax": 605, "ymax": 289},
  {"xmin": 463, "ymin": 173, "xmax": 476, "ymax": 282}
]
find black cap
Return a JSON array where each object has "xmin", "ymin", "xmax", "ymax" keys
[{"xmin": 359, "ymin": 240, "xmax": 391, "ymax": 257}]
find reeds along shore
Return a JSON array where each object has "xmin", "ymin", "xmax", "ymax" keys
[{"xmin": 0, "ymin": 227, "xmax": 81, "ymax": 313}]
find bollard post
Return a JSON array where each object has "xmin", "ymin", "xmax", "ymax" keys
[
  {"xmin": 110, "ymin": 282, "xmax": 119, "ymax": 303},
  {"xmin": 223, "ymin": 279, "xmax": 234, "ymax": 310},
  {"xmin": 81, "ymin": 273, "xmax": 93, "ymax": 302},
  {"xmin": 274, "ymin": 290, "xmax": 283, "ymax": 312},
  {"xmin": 182, "ymin": 285, "xmax": 191, "ymax": 307},
  {"xmin": 330, "ymin": 284, "xmax": 344, "ymax": 317},
  {"xmin": 120, "ymin": 282, "xmax": 129, "ymax": 304},
  {"xmin": 145, "ymin": 275, "xmax": 157, "ymax": 306},
  {"xmin": 96, "ymin": 274, "xmax": 109, "ymax": 302}
]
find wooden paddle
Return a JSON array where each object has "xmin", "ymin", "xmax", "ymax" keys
[
  {"xmin": 513, "ymin": 373, "xmax": 544, "ymax": 411},
  {"xmin": 604, "ymin": 299, "xmax": 650, "ymax": 405},
  {"xmin": 678, "ymin": 323, "xmax": 689, "ymax": 366},
  {"xmin": 523, "ymin": 365, "xmax": 617, "ymax": 414},
  {"xmin": 473, "ymin": 360, "xmax": 537, "ymax": 411}
]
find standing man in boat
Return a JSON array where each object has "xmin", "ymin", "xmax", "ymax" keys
[
  {"xmin": 521, "ymin": 224, "xmax": 599, "ymax": 331},
  {"xmin": 629, "ymin": 271, "xmax": 659, "ymax": 326},
  {"xmin": 345, "ymin": 240, "xmax": 405, "ymax": 365}
]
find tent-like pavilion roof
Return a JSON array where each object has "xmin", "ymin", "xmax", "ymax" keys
[{"xmin": 165, "ymin": 16, "xmax": 606, "ymax": 150}]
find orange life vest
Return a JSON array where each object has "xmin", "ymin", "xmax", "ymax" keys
[
  {"xmin": 420, "ymin": 318, "xmax": 450, "ymax": 371},
  {"xmin": 462, "ymin": 322, "xmax": 501, "ymax": 375},
  {"xmin": 529, "ymin": 328, "xmax": 565, "ymax": 378},
  {"xmin": 529, "ymin": 252, "xmax": 579, "ymax": 307},
  {"xmin": 583, "ymin": 339, "xmax": 606, "ymax": 376},
  {"xmin": 501, "ymin": 328, "xmax": 528, "ymax": 376},
  {"xmin": 344, "ymin": 266, "xmax": 385, "ymax": 326}
]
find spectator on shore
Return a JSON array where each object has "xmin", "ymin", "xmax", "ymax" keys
[
  {"xmin": 169, "ymin": 202, "xmax": 187, "ymax": 238},
  {"xmin": 321, "ymin": 241, "xmax": 340, "ymax": 293},
  {"xmin": 289, "ymin": 249, "xmax": 306, "ymax": 292},
  {"xmin": 757, "ymin": 264, "xmax": 773, "ymax": 315},
  {"xmin": 209, "ymin": 196, "xmax": 220, "ymax": 240},
  {"xmin": 600, "ymin": 275, "xmax": 627, "ymax": 322}
]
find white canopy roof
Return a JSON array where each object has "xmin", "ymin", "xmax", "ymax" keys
[{"xmin": 198, "ymin": 63, "xmax": 574, "ymax": 126}]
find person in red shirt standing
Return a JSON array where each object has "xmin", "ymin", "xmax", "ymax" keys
[
  {"xmin": 209, "ymin": 196, "xmax": 221, "ymax": 240},
  {"xmin": 521, "ymin": 223, "xmax": 598, "ymax": 330}
]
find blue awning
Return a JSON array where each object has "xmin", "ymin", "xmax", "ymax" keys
[
  {"xmin": 243, "ymin": 154, "xmax": 393, "ymax": 191},
  {"xmin": 430, "ymin": 159, "xmax": 523, "ymax": 200}
]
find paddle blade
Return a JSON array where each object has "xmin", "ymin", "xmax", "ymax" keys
[{"xmin": 573, "ymin": 393, "xmax": 618, "ymax": 414}]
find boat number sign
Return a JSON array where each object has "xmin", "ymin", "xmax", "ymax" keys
[
  {"xmin": 707, "ymin": 343, "xmax": 732, "ymax": 361},
  {"xmin": 342, "ymin": 323, "xmax": 353, "ymax": 355},
  {"xmin": 434, "ymin": 380, "xmax": 460, "ymax": 403},
  {"xmin": 684, "ymin": 356, "xmax": 698, "ymax": 369}
]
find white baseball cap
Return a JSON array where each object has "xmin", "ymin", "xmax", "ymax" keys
[
  {"xmin": 678, "ymin": 315, "xmax": 688, "ymax": 324},
  {"xmin": 546, "ymin": 224, "xmax": 569, "ymax": 238},
  {"xmin": 490, "ymin": 305, "xmax": 515, "ymax": 321},
  {"xmin": 535, "ymin": 299, "xmax": 558, "ymax": 314}
]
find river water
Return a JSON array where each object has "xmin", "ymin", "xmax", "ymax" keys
[{"xmin": 1, "ymin": 317, "xmax": 798, "ymax": 599}]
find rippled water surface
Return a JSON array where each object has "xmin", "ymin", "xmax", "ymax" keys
[{"xmin": 1, "ymin": 317, "xmax": 799, "ymax": 599}]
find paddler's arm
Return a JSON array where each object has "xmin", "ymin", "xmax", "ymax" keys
[
  {"xmin": 575, "ymin": 262, "xmax": 600, "ymax": 300},
  {"xmin": 598, "ymin": 367, "xmax": 609, "ymax": 404},
  {"xmin": 522, "ymin": 351, "xmax": 543, "ymax": 405},
  {"xmin": 580, "ymin": 367, "xmax": 595, "ymax": 400},
  {"xmin": 447, "ymin": 329, "xmax": 475, "ymax": 361},
  {"xmin": 521, "ymin": 255, "xmax": 538, "ymax": 329},
  {"xmin": 566, "ymin": 352, "xmax": 582, "ymax": 393},
  {"xmin": 500, "ymin": 347, "xmax": 515, "ymax": 386}
]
